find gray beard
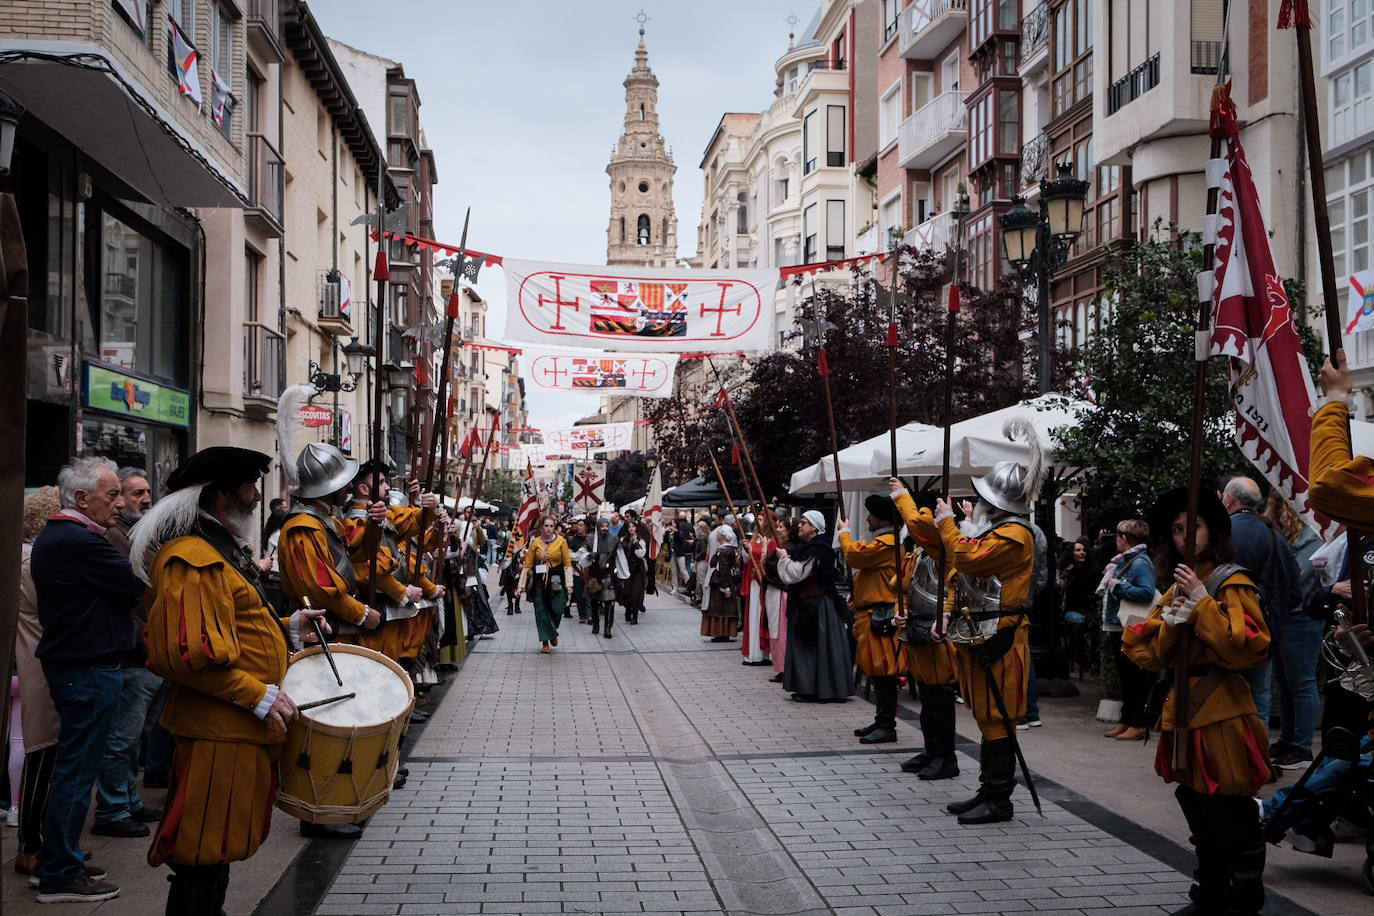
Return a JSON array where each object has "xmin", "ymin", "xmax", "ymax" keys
[{"xmin": 219, "ymin": 500, "xmax": 256, "ymax": 543}]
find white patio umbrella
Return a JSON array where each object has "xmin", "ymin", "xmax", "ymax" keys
[
  {"xmin": 443, "ymin": 495, "xmax": 496, "ymax": 511},
  {"xmin": 788, "ymin": 421, "xmax": 937, "ymax": 496},
  {"xmin": 870, "ymin": 394, "xmax": 1090, "ymax": 480}
]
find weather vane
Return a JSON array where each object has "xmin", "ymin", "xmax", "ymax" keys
[
  {"xmin": 635, "ymin": 8, "xmax": 649, "ymax": 37},
  {"xmin": 787, "ymin": 12, "xmax": 798, "ymax": 41}
]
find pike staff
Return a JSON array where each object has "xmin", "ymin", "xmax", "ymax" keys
[
  {"xmin": 414, "ymin": 208, "xmax": 472, "ymax": 580},
  {"xmin": 706, "ymin": 358, "xmax": 773, "ymax": 536},
  {"xmin": 365, "ymin": 168, "xmax": 389, "ymax": 609},
  {"xmin": 1283, "ymin": 0, "xmax": 1368, "ymax": 625},
  {"xmin": 707, "ymin": 450, "xmax": 741, "ymax": 524},
  {"xmin": 883, "ymin": 236, "xmax": 908, "ymax": 635}
]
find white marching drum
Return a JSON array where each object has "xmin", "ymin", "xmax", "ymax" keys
[{"xmin": 276, "ymin": 644, "xmax": 414, "ymax": 823}]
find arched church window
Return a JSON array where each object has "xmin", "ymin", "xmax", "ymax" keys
[{"xmin": 637, "ymin": 214, "xmax": 651, "ymax": 245}]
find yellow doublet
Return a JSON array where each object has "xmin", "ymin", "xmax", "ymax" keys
[
  {"xmin": 279, "ymin": 507, "xmax": 368, "ymax": 625},
  {"xmin": 840, "ymin": 530, "xmax": 903, "ymax": 678},
  {"xmin": 523, "ymin": 536, "xmax": 572, "ymax": 572}
]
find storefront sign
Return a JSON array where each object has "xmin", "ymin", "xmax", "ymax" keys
[
  {"xmin": 84, "ymin": 363, "xmax": 190, "ymax": 428},
  {"xmin": 295, "ymin": 405, "xmax": 334, "ymax": 428}
]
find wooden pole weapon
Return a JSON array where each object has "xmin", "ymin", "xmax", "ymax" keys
[
  {"xmin": 366, "ymin": 167, "xmax": 388, "ymax": 610},
  {"xmin": 1287, "ymin": 2, "xmax": 1367, "ymax": 625},
  {"xmin": 934, "ymin": 192, "xmax": 970, "ymax": 639},
  {"xmin": 706, "ymin": 358, "xmax": 773, "ymax": 536},
  {"xmin": 884, "ymin": 237, "xmax": 907, "ymax": 627},
  {"xmin": 707, "ymin": 450, "xmax": 740, "ymax": 523},
  {"xmin": 414, "ymin": 209, "xmax": 470, "ymax": 579}
]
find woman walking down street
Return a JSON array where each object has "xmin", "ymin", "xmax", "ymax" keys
[
  {"xmin": 499, "ymin": 530, "xmax": 525, "ymax": 615},
  {"xmin": 1098, "ymin": 519, "xmax": 1157, "ymax": 741},
  {"xmin": 702, "ymin": 528, "xmax": 742, "ymax": 641},
  {"xmin": 585, "ymin": 517, "xmax": 619, "ymax": 638},
  {"xmin": 778, "ymin": 511, "xmax": 852, "ymax": 703},
  {"xmin": 616, "ymin": 510, "xmax": 650, "ymax": 625},
  {"xmin": 692, "ymin": 520, "xmax": 710, "ymax": 607},
  {"xmin": 1123, "ymin": 489, "xmax": 1276, "ymax": 916},
  {"xmin": 517, "ymin": 516, "xmax": 573, "ymax": 654}
]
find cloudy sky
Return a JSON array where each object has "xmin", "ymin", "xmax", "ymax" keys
[{"xmin": 319, "ymin": 0, "xmax": 804, "ymax": 429}]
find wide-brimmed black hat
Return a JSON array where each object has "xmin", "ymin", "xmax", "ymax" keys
[
  {"xmin": 1148, "ymin": 487, "xmax": 1231, "ymax": 548},
  {"xmin": 354, "ymin": 458, "xmax": 393, "ymax": 482},
  {"xmin": 166, "ymin": 447, "xmax": 272, "ymax": 493},
  {"xmin": 864, "ymin": 493, "xmax": 901, "ymax": 527}
]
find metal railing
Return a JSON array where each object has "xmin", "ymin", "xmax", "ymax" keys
[
  {"xmin": 1020, "ymin": 131, "xmax": 1051, "ymax": 187},
  {"xmin": 902, "ymin": 0, "xmax": 968, "ymax": 50},
  {"xmin": 104, "ymin": 272, "xmax": 137, "ymax": 299},
  {"xmin": 1107, "ymin": 53, "xmax": 1161, "ymax": 114},
  {"xmin": 246, "ymin": 133, "xmax": 283, "ymax": 225},
  {"xmin": 903, "ymin": 211, "xmax": 954, "ymax": 254},
  {"xmin": 318, "ymin": 273, "xmax": 348, "ymax": 325},
  {"xmin": 899, "ymin": 90, "xmax": 969, "ymax": 159},
  {"xmin": 1020, "ymin": 2, "xmax": 1049, "ymax": 61},
  {"xmin": 1191, "ymin": 40, "xmax": 1223, "ymax": 74},
  {"xmin": 243, "ymin": 321, "xmax": 284, "ymax": 401}
]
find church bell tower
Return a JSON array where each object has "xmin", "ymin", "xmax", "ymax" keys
[{"xmin": 606, "ymin": 24, "xmax": 678, "ymax": 267}]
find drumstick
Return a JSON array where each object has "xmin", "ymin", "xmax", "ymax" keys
[
  {"xmin": 310, "ymin": 616, "xmax": 343, "ymax": 686},
  {"xmin": 298, "ymin": 692, "xmax": 356, "ymax": 712}
]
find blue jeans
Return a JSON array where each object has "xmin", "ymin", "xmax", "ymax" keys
[
  {"xmin": 1275, "ymin": 613, "xmax": 1323, "ymax": 752},
  {"xmin": 1241, "ymin": 657, "xmax": 1273, "ymax": 729},
  {"xmin": 38, "ymin": 661, "xmax": 122, "ymax": 887},
  {"xmin": 1025, "ymin": 656, "xmax": 1040, "ymax": 720},
  {"xmin": 94, "ymin": 665, "xmax": 162, "ymax": 824}
]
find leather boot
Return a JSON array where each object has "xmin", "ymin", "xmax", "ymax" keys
[
  {"xmin": 603, "ymin": 604, "xmax": 614, "ymax": 638},
  {"xmin": 854, "ymin": 721, "xmax": 881, "ymax": 738},
  {"xmin": 917, "ymin": 684, "xmax": 959, "ymax": 779},
  {"xmin": 166, "ymin": 864, "xmax": 230, "ymax": 916},
  {"xmin": 957, "ymin": 738, "xmax": 1015, "ymax": 824},
  {"xmin": 1172, "ymin": 786, "xmax": 1226, "ymax": 915},
  {"xmin": 1210, "ymin": 793, "xmax": 1267, "ymax": 915},
  {"xmin": 591, "ymin": 601, "xmax": 600, "ymax": 635},
  {"xmin": 946, "ymin": 740, "xmax": 993, "ymax": 814}
]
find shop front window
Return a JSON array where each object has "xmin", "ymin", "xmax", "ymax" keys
[{"xmin": 98, "ymin": 211, "xmax": 186, "ymax": 385}]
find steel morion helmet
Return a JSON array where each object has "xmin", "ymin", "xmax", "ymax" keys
[
  {"xmin": 907, "ymin": 552, "xmax": 943, "ymax": 622},
  {"xmin": 295, "ymin": 442, "xmax": 359, "ymax": 499},
  {"xmin": 970, "ymin": 417, "xmax": 1045, "ymax": 516}
]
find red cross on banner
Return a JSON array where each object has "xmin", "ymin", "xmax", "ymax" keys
[{"xmin": 574, "ymin": 461, "xmax": 606, "ymax": 513}]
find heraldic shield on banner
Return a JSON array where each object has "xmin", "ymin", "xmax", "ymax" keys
[
  {"xmin": 526, "ymin": 350, "xmax": 679, "ymax": 398},
  {"xmin": 501, "ymin": 258, "xmax": 778, "ymax": 352},
  {"xmin": 575, "ymin": 462, "xmax": 607, "ymax": 514}
]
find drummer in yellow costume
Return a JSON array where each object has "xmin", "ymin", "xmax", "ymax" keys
[
  {"xmin": 837, "ymin": 495, "xmax": 904, "ymax": 746},
  {"xmin": 129, "ymin": 447, "xmax": 330, "ymax": 915},
  {"xmin": 887, "ymin": 417, "xmax": 1043, "ymax": 825},
  {"xmin": 341, "ymin": 460, "xmax": 447, "ymax": 664},
  {"xmin": 889, "ymin": 488, "xmax": 960, "ymax": 780}
]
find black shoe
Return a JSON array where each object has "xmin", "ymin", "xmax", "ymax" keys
[
  {"xmin": 142, "ymin": 772, "xmax": 170, "ymax": 790},
  {"xmin": 917, "ymin": 757, "xmax": 959, "ymax": 780},
  {"xmin": 858, "ymin": 727, "xmax": 897, "ymax": 745},
  {"xmin": 130, "ymin": 806, "xmax": 163, "ymax": 823},
  {"xmin": 604, "ymin": 631, "xmax": 613, "ymax": 639},
  {"xmin": 91, "ymin": 818, "xmax": 150, "ymax": 838},
  {"xmin": 393, "ymin": 771, "xmax": 408, "ymax": 790},
  {"xmin": 409, "ymin": 710, "xmax": 430, "ymax": 722},
  {"xmin": 506, "ymin": 610, "xmax": 514, "ymax": 615},
  {"xmin": 854, "ymin": 722, "xmax": 881, "ymax": 738},
  {"xmin": 946, "ymin": 791, "xmax": 987, "ymax": 815},
  {"xmin": 563, "ymin": 611, "xmax": 573, "ymax": 618},
  {"xmin": 900, "ymin": 753, "xmax": 931, "ymax": 773},
  {"xmin": 957, "ymin": 798, "xmax": 1014, "ymax": 824},
  {"xmin": 299, "ymin": 821, "xmax": 364, "ymax": 839},
  {"xmin": 591, "ymin": 625, "xmax": 600, "ymax": 635}
]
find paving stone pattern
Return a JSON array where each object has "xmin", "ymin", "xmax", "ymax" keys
[{"xmin": 317, "ymin": 589, "xmax": 1205, "ymax": 915}]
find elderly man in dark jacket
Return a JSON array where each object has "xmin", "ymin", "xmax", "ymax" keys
[{"xmin": 30, "ymin": 456, "xmax": 145, "ymax": 903}]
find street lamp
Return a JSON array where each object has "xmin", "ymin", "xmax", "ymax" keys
[
  {"xmin": 999, "ymin": 161, "xmax": 1090, "ymax": 395},
  {"xmin": 309, "ymin": 337, "xmax": 372, "ymax": 393},
  {"xmin": 341, "ymin": 336, "xmax": 373, "ymax": 377},
  {"xmin": 0, "ymin": 91, "xmax": 23, "ymax": 175}
]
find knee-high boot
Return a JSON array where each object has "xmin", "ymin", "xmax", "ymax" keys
[
  {"xmin": 603, "ymin": 602, "xmax": 615, "ymax": 638},
  {"xmin": 1171, "ymin": 786, "xmax": 1226, "ymax": 915},
  {"xmin": 900, "ymin": 682, "xmax": 935, "ymax": 772},
  {"xmin": 946, "ymin": 740, "xmax": 994, "ymax": 814},
  {"xmin": 956, "ymin": 737, "xmax": 1015, "ymax": 824},
  {"xmin": 166, "ymin": 863, "xmax": 230, "ymax": 916},
  {"xmin": 918, "ymin": 684, "xmax": 959, "ymax": 780},
  {"xmin": 1209, "ymin": 793, "xmax": 1266, "ymax": 916}
]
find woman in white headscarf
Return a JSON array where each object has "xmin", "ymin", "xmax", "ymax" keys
[
  {"xmin": 702, "ymin": 527, "xmax": 742, "ymax": 641},
  {"xmin": 777, "ymin": 510, "xmax": 852, "ymax": 702}
]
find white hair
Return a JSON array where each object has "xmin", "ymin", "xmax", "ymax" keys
[
  {"xmin": 128, "ymin": 484, "xmax": 207, "ymax": 583},
  {"xmin": 57, "ymin": 456, "xmax": 118, "ymax": 509}
]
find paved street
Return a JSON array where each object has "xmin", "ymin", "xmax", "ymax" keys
[{"xmin": 6, "ymin": 583, "xmax": 1369, "ymax": 914}]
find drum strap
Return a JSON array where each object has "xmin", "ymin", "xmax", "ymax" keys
[{"xmin": 190, "ymin": 521, "xmax": 293, "ymax": 647}]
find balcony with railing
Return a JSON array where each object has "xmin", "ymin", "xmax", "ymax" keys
[
  {"xmin": 245, "ymin": 133, "xmax": 283, "ymax": 235},
  {"xmin": 1020, "ymin": 131, "xmax": 1051, "ymax": 189},
  {"xmin": 901, "ymin": 0, "xmax": 968, "ymax": 60},
  {"xmin": 1191, "ymin": 40, "xmax": 1223, "ymax": 74},
  {"xmin": 317, "ymin": 272, "xmax": 353, "ymax": 336},
  {"xmin": 788, "ymin": 59, "xmax": 848, "ymax": 108},
  {"xmin": 901, "ymin": 211, "xmax": 954, "ymax": 255},
  {"xmin": 898, "ymin": 90, "xmax": 968, "ymax": 170},
  {"xmin": 243, "ymin": 321, "xmax": 284, "ymax": 409},
  {"xmin": 1107, "ymin": 54, "xmax": 1161, "ymax": 115},
  {"xmin": 245, "ymin": 0, "xmax": 283, "ymax": 60},
  {"xmin": 1019, "ymin": 2, "xmax": 1050, "ymax": 69}
]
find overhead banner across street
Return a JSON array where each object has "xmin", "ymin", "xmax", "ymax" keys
[
  {"xmin": 525, "ymin": 349, "xmax": 679, "ymax": 398},
  {"xmin": 542, "ymin": 421, "xmax": 635, "ymax": 453},
  {"xmin": 501, "ymin": 258, "xmax": 777, "ymax": 352}
]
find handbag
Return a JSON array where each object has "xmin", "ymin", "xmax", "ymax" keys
[
  {"xmin": 868, "ymin": 603, "xmax": 898, "ymax": 638},
  {"xmin": 1114, "ymin": 556, "xmax": 1159, "ymax": 627}
]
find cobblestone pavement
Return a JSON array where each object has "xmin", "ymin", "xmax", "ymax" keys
[{"xmin": 311, "ymin": 587, "xmax": 1327, "ymax": 916}]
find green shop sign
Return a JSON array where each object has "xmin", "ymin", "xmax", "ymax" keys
[{"xmin": 84, "ymin": 363, "xmax": 190, "ymax": 428}]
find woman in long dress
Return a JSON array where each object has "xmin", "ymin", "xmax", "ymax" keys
[
  {"xmin": 702, "ymin": 529, "xmax": 742, "ymax": 641},
  {"xmin": 778, "ymin": 510, "xmax": 852, "ymax": 702},
  {"xmin": 517, "ymin": 515, "xmax": 573, "ymax": 654}
]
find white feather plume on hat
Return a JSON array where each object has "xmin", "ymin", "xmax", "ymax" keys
[
  {"xmin": 1002, "ymin": 416, "xmax": 1045, "ymax": 505},
  {"xmin": 276, "ymin": 383, "xmax": 318, "ymax": 490}
]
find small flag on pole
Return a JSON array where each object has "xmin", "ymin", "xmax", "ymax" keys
[
  {"xmin": 516, "ymin": 462, "xmax": 539, "ymax": 536},
  {"xmin": 169, "ymin": 20, "xmax": 203, "ymax": 107}
]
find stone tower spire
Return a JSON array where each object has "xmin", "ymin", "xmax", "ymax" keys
[{"xmin": 606, "ymin": 28, "xmax": 678, "ymax": 266}]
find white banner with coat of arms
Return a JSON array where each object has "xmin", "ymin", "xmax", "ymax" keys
[
  {"xmin": 501, "ymin": 258, "xmax": 777, "ymax": 352},
  {"xmin": 525, "ymin": 349, "xmax": 679, "ymax": 398}
]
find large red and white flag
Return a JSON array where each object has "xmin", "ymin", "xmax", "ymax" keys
[
  {"xmin": 169, "ymin": 19, "xmax": 202, "ymax": 107},
  {"xmin": 644, "ymin": 465, "xmax": 664, "ymax": 560},
  {"xmin": 516, "ymin": 461, "xmax": 539, "ymax": 536},
  {"xmin": 574, "ymin": 462, "xmax": 606, "ymax": 514},
  {"xmin": 501, "ymin": 258, "xmax": 777, "ymax": 352},
  {"xmin": 526, "ymin": 349, "xmax": 679, "ymax": 398},
  {"xmin": 1206, "ymin": 84, "xmax": 1327, "ymax": 535}
]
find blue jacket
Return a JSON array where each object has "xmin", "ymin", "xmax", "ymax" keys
[
  {"xmin": 31, "ymin": 517, "xmax": 143, "ymax": 664},
  {"xmin": 1103, "ymin": 545, "xmax": 1156, "ymax": 628},
  {"xmin": 1229, "ymin": 510, "xmax": 1301, "ymax": 638}
]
